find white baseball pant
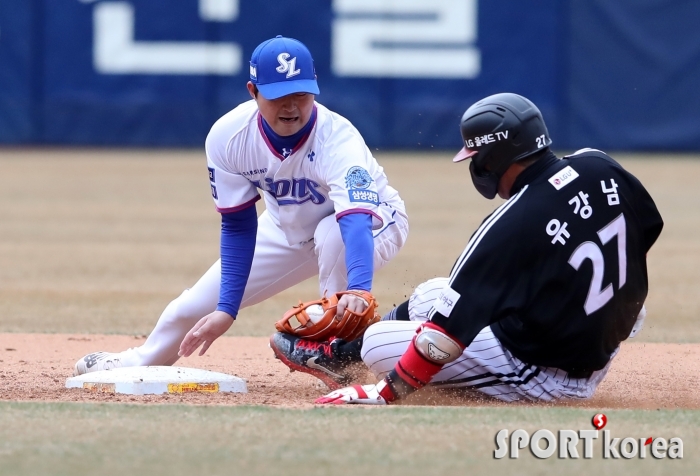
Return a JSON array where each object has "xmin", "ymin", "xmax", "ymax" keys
[
  {"xmin": 363, "ymin": 277, "xmax": 616, "ymax": 402},
  {"xmin": 121, "ymin": 207, "xmax": 408, "ymax": 367}
]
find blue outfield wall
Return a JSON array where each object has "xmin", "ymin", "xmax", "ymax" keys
[{"xmin": 0, "ymin": 0, "xmax": 698, "ymax": 151}]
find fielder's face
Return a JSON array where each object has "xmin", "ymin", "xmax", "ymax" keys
[{"xmin": 248, "ymin": 82, "xmax": 315, "ymax": 136}]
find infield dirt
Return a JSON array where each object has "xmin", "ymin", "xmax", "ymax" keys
[{"xmin": 0, "ymin": 333, "xmax": 699, "ymax": 409}]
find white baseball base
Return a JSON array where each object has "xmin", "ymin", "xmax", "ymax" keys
[{"xmin": 65, "ymin": 366, "xmax": 247, "ymax": 395}]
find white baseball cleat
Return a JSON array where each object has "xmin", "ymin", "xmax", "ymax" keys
[{"xmin": 73, "ymin": 352, "xmax": 124, "ymax": 376}]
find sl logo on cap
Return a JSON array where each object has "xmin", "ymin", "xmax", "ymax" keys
[{"xmin": 276, "ymin": 53, "xmax": 301, "ymax": 78}]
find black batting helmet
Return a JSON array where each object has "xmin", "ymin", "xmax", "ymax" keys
[{"xmin": 452, "ymin": 93, "xmax": 552, "ymax": 199}]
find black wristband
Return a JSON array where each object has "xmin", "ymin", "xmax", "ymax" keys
[{"xmin": 384, "ymin": 369, "xmax": 418, "ymax": 400}]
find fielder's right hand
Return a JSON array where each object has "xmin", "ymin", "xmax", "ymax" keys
[{"xmin": 178, "ymin": 310, "xmax": 234, "ymax": 357}]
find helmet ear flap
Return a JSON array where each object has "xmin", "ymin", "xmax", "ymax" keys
[{"xmin": 469, "ymin": 160, "xmax": 499, "ymax": 199}]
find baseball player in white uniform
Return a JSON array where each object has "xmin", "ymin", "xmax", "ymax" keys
[{"xmin": 74, "ymin": 36, "xmax": 408, "ymax": 374}]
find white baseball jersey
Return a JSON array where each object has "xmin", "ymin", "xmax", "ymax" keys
[{"xmin": 205, "ymin": 100, "xmax": 403, "ymax": 245}]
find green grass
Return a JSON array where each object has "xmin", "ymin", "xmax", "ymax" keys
[{"xmin": 0, "ymin": 402, "xmax": 697, "ymax": 476}]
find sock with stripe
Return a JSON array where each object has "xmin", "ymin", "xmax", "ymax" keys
[{"xmin": 381, "ymin": 300, "xmax": 410, "ymax": 321}]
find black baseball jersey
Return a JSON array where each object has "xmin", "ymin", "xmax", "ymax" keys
[{"xmin": 428, "ymin": 149, "xmax": 663, "ymax": 373}]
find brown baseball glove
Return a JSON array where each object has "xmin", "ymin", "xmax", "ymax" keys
[{"xmin": 274, "ymin": 290, "xmax": 380, "ymax": 341}]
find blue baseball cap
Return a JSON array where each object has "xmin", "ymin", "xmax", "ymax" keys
[{"xmin": 249, "ymin": 36, "xmax": 320, "ymax": 100}]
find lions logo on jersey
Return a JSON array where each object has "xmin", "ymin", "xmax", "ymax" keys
[
  {"xmin": 345, "ymin": 166, "xmax": 378, "ymax": 205},
  {"xmin": 345, "ymin": 166, "xmax": 373, "ymax": 189}
]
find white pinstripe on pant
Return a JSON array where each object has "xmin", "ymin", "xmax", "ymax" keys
[{"xmin": 363, "ymin": 277, "xmax": 615, "ymax": 402}]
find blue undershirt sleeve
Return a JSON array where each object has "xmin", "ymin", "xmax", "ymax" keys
[
  {"xmin": 217, "ymin": 205, "xmax": 258, "ymax": 318},
  {"xmin": 338, "ymin": 213, "xmax": 374, "ymax": 291}
]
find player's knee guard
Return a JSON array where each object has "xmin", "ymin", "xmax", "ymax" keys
[
  {"xmin": 382, "ymin": 322, "xmax": 465, "ymax": 401},
  {"xmin": 414, "ymin": 322, "xmax": 463, "ymax": 364}
]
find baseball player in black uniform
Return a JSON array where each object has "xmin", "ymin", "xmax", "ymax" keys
[{"xmin": 270, "ymin": 92, "xmax": 664, "ymax": 404}]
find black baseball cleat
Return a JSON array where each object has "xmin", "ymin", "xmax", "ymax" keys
[{"xmin": 269, "ymin": 332, "xmax": 356, "ymax": 390}]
